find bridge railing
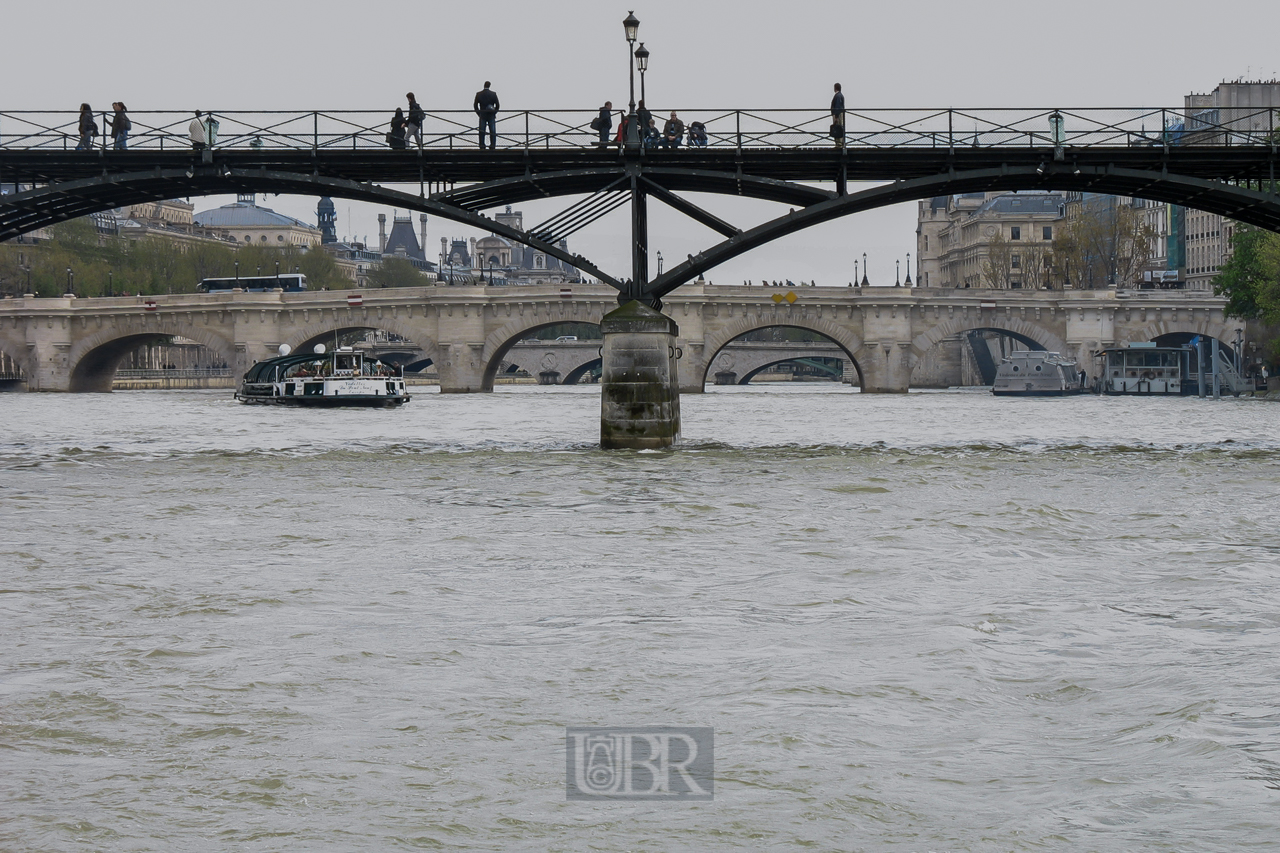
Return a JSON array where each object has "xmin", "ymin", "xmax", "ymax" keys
[{"xmin": 1, "ymin": 107, "xmax": 1276, "ymax": 152}]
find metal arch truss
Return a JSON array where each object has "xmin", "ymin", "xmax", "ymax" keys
[
  {"xmin": 0, "ymin": 167, "xmax": 625, "ymax": 291},
  {"xmin": 642, "ymin": 163, "xmax": 1280, "ymax": 301},
  {"xmin": 2, "ymin": 143, "xmax": 1278, "ymax": 307}
]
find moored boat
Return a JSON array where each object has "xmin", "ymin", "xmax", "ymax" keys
[
  {"xmin": 236, "ymin": 345, "xmax": 411, "ymax": 406},
  {"xmin": 991, "ymin": 351, "xmax": 1085, "ymax": 396}
]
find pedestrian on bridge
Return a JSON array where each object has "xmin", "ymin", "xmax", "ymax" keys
[
  {"xmin": 405, "ymin": 93, "xmax": 425, "ymax": 148},
  {"xmin": 109, "ymin": 102, "xmax": 130, "ymax": 151},
  {"xmin": 594, "ymin": 101, "xmax": 613, "ymax": 144},
  {"xmin": 474, "ymin": 82, "xmax": 499, "ymax": 149},
  {"xmin": 188, "ymin": 111, "xmax": 207, "ymax": 150},
  {"xmin": 831, "ymin": 83, "xmax": 845, "ymax": 147},
  {"xmin": 75, "ymin": 104, "xmax": 97, "ymax": 151},
  {"xmin": 388, "ymin": 108, "xmax": 407, "ymax": 150}
]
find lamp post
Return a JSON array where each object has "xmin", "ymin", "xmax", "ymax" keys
[
  {"xmin": 234, "ymin": 259, "xmax": 239, "ymax": 285},
  {"xmin": 107, "ymin": 270, "xmax": 113, "ymax": 297},
  {"xmin": 1049, "ymin": 110, "xmax": 1065, "ymax": 161},
  {"xmin": 66, "ymin": 267, "xmax": 74, "ymax": 297},
  {"xmin": 656, "ymin": 250, "xmax": 663, "ymax": 276},
  {"xmin": 275, "ymin": 261, "xmax": 280, "ymax": 289},
  {"xmin": 623, "ymin": 11, "xmax": 640, "ymax": 144},
  {"xmin": 635, "ymin": 42, "xmax": 649, "ymax": 104}
]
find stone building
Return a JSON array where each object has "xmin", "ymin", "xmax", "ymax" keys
[
  {"xmin": 1178, "ymin": 81, "xmax": 1280, "ymax": 291},
  {"xmin": 916, "ymin": 192, "xmax": 1066, "ymax": 289},
  {"xmin": 473, "ymin": 206, "xmax": 580, "ymax": 285}
]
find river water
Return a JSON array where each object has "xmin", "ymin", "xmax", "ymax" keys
[{"xmin": 2, "ymin": 385, "xmax": 1279, "ymax": 851}]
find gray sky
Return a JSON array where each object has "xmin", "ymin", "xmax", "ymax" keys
[{"xmin": 6, "ymin": 0, "xmax": 1278, "ymax": 285}]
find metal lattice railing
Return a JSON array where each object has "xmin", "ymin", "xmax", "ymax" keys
[{"xmin": 1, "ymin": 107, "xmax": 1276, "ymax": 152}]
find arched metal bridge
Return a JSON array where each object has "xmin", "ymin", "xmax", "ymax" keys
[{"xmin": 3, "ymin": 106, "xmax": 1277, "ymax": 306}]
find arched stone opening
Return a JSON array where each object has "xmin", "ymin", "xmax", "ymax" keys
[
  {"xmin": 563, "ymin": 358, "xmax": 602, "ymax": 385},
  {"xmin": 702, "ymin": 324, "xmax": 862, "ymax": 389},
  {"xmin": 0, "ymin": 339, "xmax": 28, "ymax": 390},
  {"xmin": 481, "ymin": 319, "xmax": 605, "ymax": 391},
  {"xmin": 68, "ymin": 327, "xmax": 236, "ymax": 393},
  {"xmin": 908, "ymin": 318, "xmax": 1065, "ymax": 389}
]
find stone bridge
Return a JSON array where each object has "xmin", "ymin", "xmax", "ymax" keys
[
  {"xmin": 373, "ymin": 339, "xmax": 848, "ymax": 386},
  {"xmin": 0, "ymin": 284, "xmax": 1237, "ymax": 393}
]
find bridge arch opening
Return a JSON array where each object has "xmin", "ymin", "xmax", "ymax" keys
[
  {"xmin": 912, "ymin": 326, "xmax": 1052, "ymax": 389},
  {"xmin": 482, "ymin": 321, "xmax": 603, "ymax": 390},
  {"xmin": 69, "ymin": 332, "xmax": 236, "ymax": 393},
  {"xmin": 703, "ymin": 325, "xmax": 861, "ymax": 389},
  {"xmin": 0, "ymin": 345, "xmax": 28, "ymax": 391}
]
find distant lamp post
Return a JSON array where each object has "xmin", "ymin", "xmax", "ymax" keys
[
  {"xmin": 1049, "ymin": 110, "xmax": 1066, "ymax": 161},
  {"xmin": 275, "ymin": 261, "xmax": 280, "ymax": 288},
  {"xmin": 107, "ymin": 270, "xmax": 114, "ymax": 297},
  {"xmin": 861, "ymin": 252, "xmax": 870, "ymax": 287},
  {"xmin": 623, "ymin": 11, "xmax": 640, "ymax": 143},
  {"xmin": 656, "ymin": 250, "xmax": 663, "ymax": 276},
  {"xmin": 895, "ymin": 259, "xmax": 901, "ymax": 286},
  {"xmin": 634, "ymin": 42, "xmax": 650, "ymax": 104},
  {"xmin": 65, "ymin": 267, "xmax": 74, "ymax": 297},
  {"xmin": 234, "ymin": 259, "xmax": 239, "ymax": 284},
  {"xmin": 904, "ymin": 252, "xmax": 913, "ymax": 286}
]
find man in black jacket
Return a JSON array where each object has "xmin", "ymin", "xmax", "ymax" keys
[
  {"xmin": 406, "ymin": 93, "xmax": 425, "ymax": 148},
  {"xmin": 474, "ymin": 82, "xmax": 500, "ymax": 149}
]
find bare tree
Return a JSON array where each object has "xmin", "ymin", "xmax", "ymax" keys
[{"xmin": 981, "ymin": 234, "xmax": 1012, "ymax": 288}]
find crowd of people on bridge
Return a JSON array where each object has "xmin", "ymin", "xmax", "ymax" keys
[
  {"xmin": 68, "ymin": 82, "xmax": 848, "ymax": 152},
  {"xmin": 377, "ymin": 82, "xmax": 845, "ymax": 150}
]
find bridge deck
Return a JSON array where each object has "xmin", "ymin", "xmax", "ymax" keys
[{"xmin": 2, "ymin": 146, "xmax": 1275, "ymax": 190}]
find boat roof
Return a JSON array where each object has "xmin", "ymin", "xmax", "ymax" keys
[{"xmin": 242, "ymin": 350, "xmax": 373, "ymax": 383}]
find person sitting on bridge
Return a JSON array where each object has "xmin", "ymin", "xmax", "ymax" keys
[
  {"xmin": 636, "ymin": 99, "xmax": 652, "ymax": 137},
  {"xmin": 687, "ymin": 121, "xmax": 708, "ymax": 147},
  {"xmin": 76, "ymin": 104, "xmax": 97, "ymax": 151},
  {"xmin": 388, "ymin": 108, "xmax": 407, "ymax": 150},
  {"xmin": 662, "ymin": 112, "xmax": 684, "ymax": 149},
  {"xmin": 188, "ymin": 111, "xmax": 207, "ymax": 150},
  {"xmin": 643, "ymin": 118, "xmax": 661, "ymax": 148},
  {"xmin": 473, "ymin": 82, "xmax": 500, "ymax": 150}
]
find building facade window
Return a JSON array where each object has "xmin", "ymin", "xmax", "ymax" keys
[
  {"xmin": 1010, "ymin": 226, "xmax": 1021, "ymax": 240},
  {"xmin": 1043, "ymin": 226, "xmax": 1052, "ymax": 240},
  {"xmin": 1011, "ymin": 254, "xmax": 1021, "ymax": 269}
]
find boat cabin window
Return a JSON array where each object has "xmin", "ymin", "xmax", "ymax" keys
[{"xmin": 334, "ymin": 354, "xmax": 360, "ymax": 373}]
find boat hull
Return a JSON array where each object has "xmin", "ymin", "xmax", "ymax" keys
[{"xmin": 236, "ymin": 392, "xmax": 410, "ymax": 407}]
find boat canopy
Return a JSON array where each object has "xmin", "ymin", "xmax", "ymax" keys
[{"xmin": 242, "ymin": 353, "xmax": 329, "ymax": 383}]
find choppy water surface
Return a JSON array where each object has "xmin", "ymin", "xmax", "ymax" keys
[{"xmin": 3, "ymin": 385, "xmax": 1279, "ymax": 851}]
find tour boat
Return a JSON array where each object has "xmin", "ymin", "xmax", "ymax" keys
[
  {"xmin": 991, "ymin": 351, "xmax": 1085, "ymax": 396},
  {"xmin": 236, "ymin": 345, "xmax": 411, "ymax": 407}
]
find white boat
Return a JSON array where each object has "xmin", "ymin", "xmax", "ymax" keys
[
  {"xmin": 236, "ymin": 345, "xmax": 411, "ymax": 407},
  {"xmin": 991, "ymin": 351, "xmax": 1084, "ymax": 396}
]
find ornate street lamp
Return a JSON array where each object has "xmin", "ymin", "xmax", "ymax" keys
[
  {"xmin": 66, "ymin": 267, "xmax": 74, "ymax": 297},
  {"xmin": 623, "ymin": 12, "xmax": 640, "ymax": 142},
  {"xmin": 634, "ymin": 42, "xmax": 650, "ymax": 104}
]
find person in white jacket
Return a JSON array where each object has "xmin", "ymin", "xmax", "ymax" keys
[{"xmin": 189, "ymin": 111, "xmax": 207, "ymax": 150}]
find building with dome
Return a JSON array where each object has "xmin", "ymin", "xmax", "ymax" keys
[{"xmin": 193, "ymin": 193, "xmax": 322, "ymax": 248}]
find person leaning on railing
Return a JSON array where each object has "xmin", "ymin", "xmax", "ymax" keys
[{"xmin": 387, "ymin": 108, "xmax": 407, "ymax": 150}]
